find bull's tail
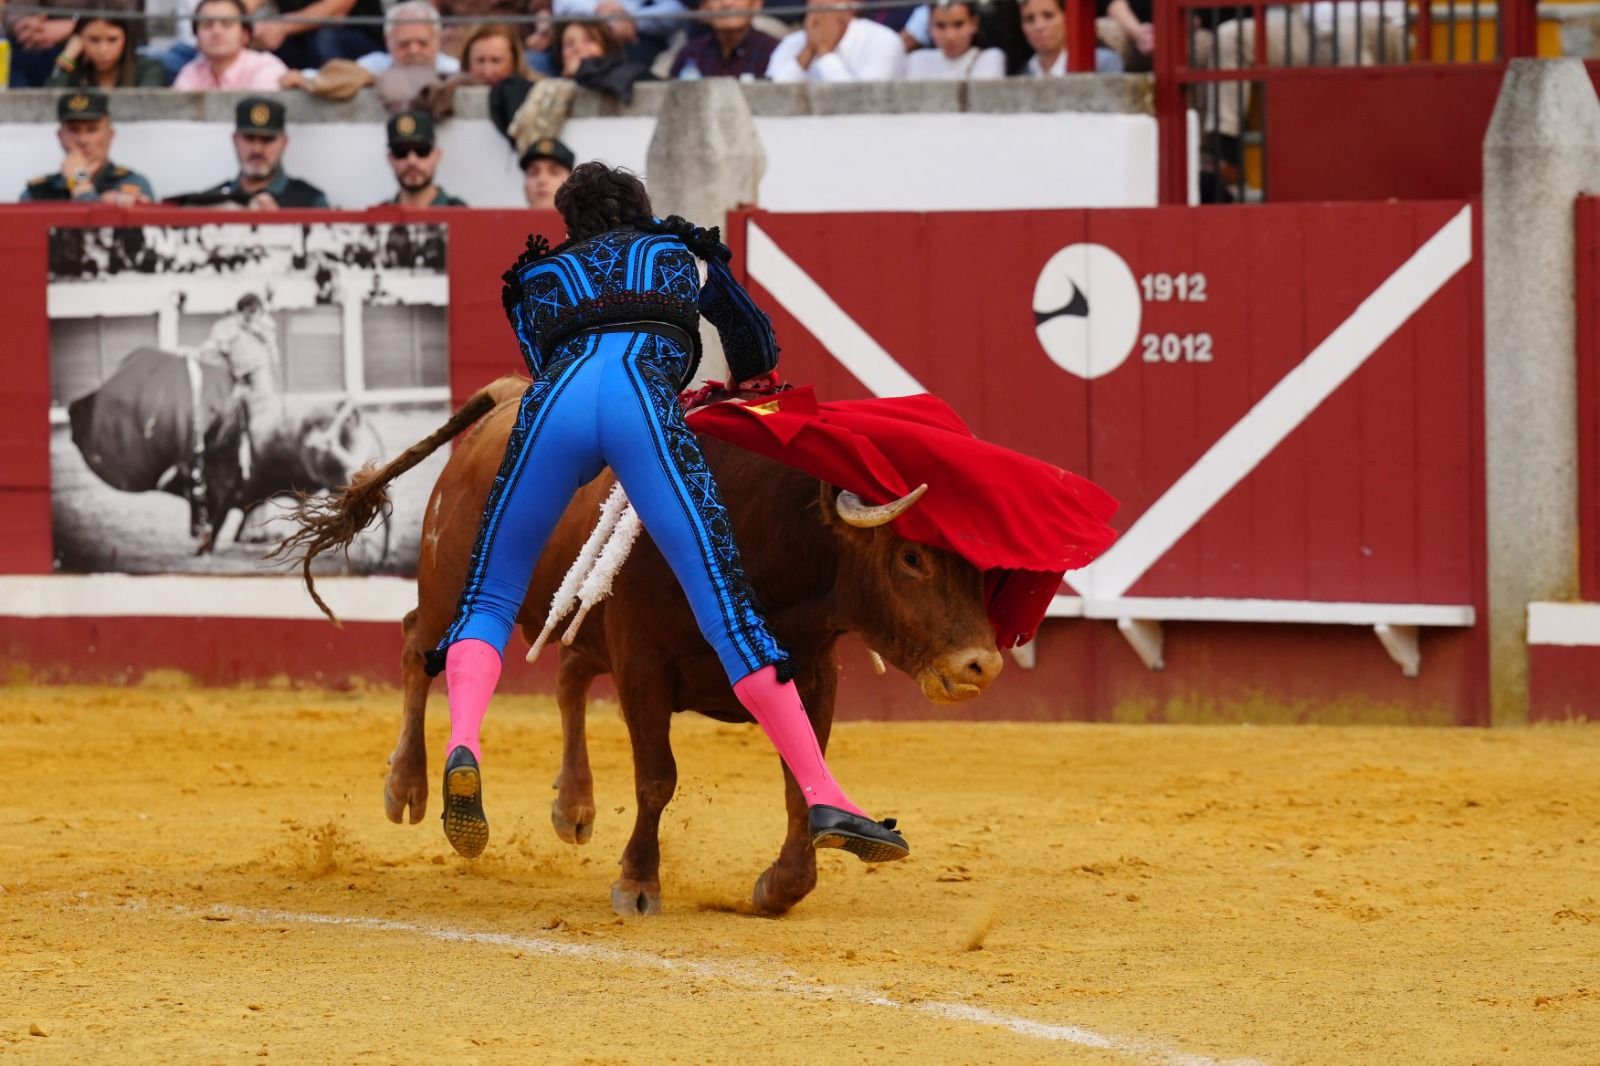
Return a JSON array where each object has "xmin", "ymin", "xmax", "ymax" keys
[{"xmin": 271, "ymin": 380, "xmax": 509, "ymax": 624}]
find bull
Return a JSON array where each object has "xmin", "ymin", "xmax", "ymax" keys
[
  {"xmin": 67, "ymin": 347, "xmax": 372, "ymax": 553},
  {"xmin": 282, "ymin": 376, "xmax": 1003, "ymax": 916}
]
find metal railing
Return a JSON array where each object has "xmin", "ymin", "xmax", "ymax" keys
[{"xmin": 1152, "ymin": 0, "xmax": 1539, "ymax": 203}]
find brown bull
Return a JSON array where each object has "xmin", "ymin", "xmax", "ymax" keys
[{"xmin": 282, "ymin": 377, "xmax": 1003, "ymax": 916}]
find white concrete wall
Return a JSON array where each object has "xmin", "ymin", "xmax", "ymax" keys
[{"xmin": 0, "ymin": 110, "xmax": 1159, "ymax": 211}]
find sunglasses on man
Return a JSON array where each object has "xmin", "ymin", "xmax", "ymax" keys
[{"xmin": 390, "ymin": 143, "xmax": 433, "ymax": 160}]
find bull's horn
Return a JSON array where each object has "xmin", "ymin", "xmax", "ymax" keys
[
  {"xmin": 327, "ymin": 400, "xmax": 360, "ymax": 438},
  {"xmin": 834, "ymin": 483, "xmax": 928, "ymax": 528}
]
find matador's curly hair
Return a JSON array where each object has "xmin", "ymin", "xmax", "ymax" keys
[{"xmin": 555, "ymin": 162, "xmax": 654, "ymax": 242}]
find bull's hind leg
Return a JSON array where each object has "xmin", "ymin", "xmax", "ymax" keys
[
  {"xmin": 385, "ymin": 608, "xmax": 434, "ymax": 824},
  {"xmin": 551, "ymin": 651, "xmax": 598, "ymax": 845},
  {"xmin": 752, "ymin": 663, "xmax": 836, "ymax": 915},
  {"xmin": 611, "ymin": 677, "xmax": 675, "ymax": 917}
]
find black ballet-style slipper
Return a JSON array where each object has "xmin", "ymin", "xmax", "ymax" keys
[
  {"xmin": 441, "ymin": 746, "xmax": 489, "ymax": 859},
  {"xmin": 809, "ymin": 805, "xmax": 910, "ymax": 863}
]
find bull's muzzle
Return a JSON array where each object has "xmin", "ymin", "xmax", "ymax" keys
[{"xmin": 917, "ymin": 644, "xmax": 1004, "ymax": 704}]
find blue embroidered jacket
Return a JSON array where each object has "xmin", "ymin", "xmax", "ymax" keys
[{"xmin": 502, "ymin": 217, "xmax": 780, "ymax": 389}]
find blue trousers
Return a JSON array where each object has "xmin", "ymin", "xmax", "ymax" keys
[{"xmin": 439, "ymin": 331, "xmax": 787, "ymax": 683}]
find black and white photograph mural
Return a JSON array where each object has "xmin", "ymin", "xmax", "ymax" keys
[{"xmin": 47, "ymin": 223, "xmax": 451, "ymax": 575}]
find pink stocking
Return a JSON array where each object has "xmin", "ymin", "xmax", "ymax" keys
[
  {"xmin": 444, "ymin": 638, "xmax": 502, "ymax": 760},
  {"xmin": 732, "ymin": 665, "xmax": 863, "ymax": 815}
]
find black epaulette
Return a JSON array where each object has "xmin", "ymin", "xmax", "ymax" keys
[
  {"xmin": 501, "ymin": 232, "xmax": 574, "ymax": 316},
  {"xmin": 634, "ymin": 215, "xmax": 731, "ymax": 263},
  {"xmin": 110, "ymin": 166, "xmax": 128, "ymax": 178},
  {"xmin": 27, "ymin": 175, "xmax": 52, "ymax": 189}
]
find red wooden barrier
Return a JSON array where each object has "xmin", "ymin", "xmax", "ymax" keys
[
  {"xmin": 0, "ymin": 202, "xmax": 1491, "ymax": 723},
  {"xmin": 739, "ymin": 202, "xmax": 1481, "ymax": 606}
]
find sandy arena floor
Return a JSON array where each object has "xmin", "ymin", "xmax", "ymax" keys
[{"xmin": 2, "ymin": 683, "xmax": 1598, "ymax": 1065}]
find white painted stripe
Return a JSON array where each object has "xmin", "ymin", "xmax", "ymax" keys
[
  {"xmin": 1082, "ymin": 598, "xmax": 1474, "ymax": 627},
  {"xmin": 1067, "ymin": 206, "xmax": 1475, "ymax": 600},
  {"xmin": 1045, "ymin": 594, "xmax": 1472, "ymax": 626},
  {"xmin": 745, "ymin": 222, "xmax": 928, "ymax": 398},
  {"xmin": 0, "ymin": 574, "xmax": 412, "ymax": 622},
  {"xmin": 1528, "ymin": 601, "xmax": 1600, "ymax": 646},
  {"xmin": 167, "ymin": 902, "xmax": 1261, "ymax": 1066},
  {"xmin": 1046, "ymin": 594, "xmax": 1086, "ymax": 617}
]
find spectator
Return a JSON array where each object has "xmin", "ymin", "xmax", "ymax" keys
[
  {"xmin": 525, "ymin": 12, "xmax": 559, "ymax": 76},
  {"xmin": 905, "ymin": 0, "xmax": 1004, "ymax": 80},
  {"xmin": 378, "ymin": 111, "xmax": 468, "ymax": 207},
  {"xmin": 245, "ymin": 0, "xmax": 385, "ymax": 70},
  {"xmin": 357, "ymin": 1, "xmax": 462, "ymax": 75},
  {"xmin": 173, "ymin": 0, "xmax": 292, "ymax": 90},
  {"xmin": 1096, "ymin": 0, "xmax": 1152, "ymax": 71},
  {"xmin": 46, "ymin": 11, "xmax": 169, "ymax": 87},
  {"xmin": 19, "ymin": 91, "xmax": 154, "ymax": 205},
  {"xmin": 1019, "ymin": 0, "xmax": 1123, "ymax": 75},
  {"xmin": 463, "ymin": 23, "xmax": 530, "ymax": 86},
  {"xmin": 167, "ymin": 97, "xmax": 330, "ymax": 209},
  {"xmin": 557, "ymin": 19, "xmax": 656, "ymax": 99},
  {"xmin": 520, "ymin": 136, "xmax": 574, "ymax": 210},
  {"xmin": 767, "ymin": 0, "xmax": 907, "ymax": 82},
  {"xmin": 1214, "ymin": 3, "xmax": 1404, "ymax": 158},
  {"xmin": 143, "ymin": 0, "xmax": 203, "ymax": 82},
  {"xmin": 436, "ymin": 0, "xmax": 547, "ymax": 60},
  {"xmin": 669, "ymin": 0, "xmax": 777, "ymax": 80},
  {"xmin": 559, "ymin": 19, "xmax": 619, "ymax": 75},
  {"xmin": 552, "ymin": 0, "xmax": 686, "ymax": 67},
  {"xmin": 5, "ymin": 0, "xmax": 84, "ymax": 87}
]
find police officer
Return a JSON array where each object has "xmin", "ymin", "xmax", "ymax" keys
[
  {"xmin": 520, "ymin": 137, "xmax": 575, "ymax": 211},
  {"xmin": 21, "ymin": 92, "xmax": 154, "ymax": 204},
  {"xmin": 168, "ymin": 97, "xmax": 329, "ymax": 209},
  {"xmin": 377, "ymin": 111, "xmax": 467, "ymax": 208}
]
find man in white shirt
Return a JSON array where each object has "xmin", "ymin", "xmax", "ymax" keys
[
  {"xmin": 768, "ymin": 0, "xmax": 907, "ymax": 82},
  {"xmin": 357, "ymin": 1, "xmax": 462, "ymax": 76}
]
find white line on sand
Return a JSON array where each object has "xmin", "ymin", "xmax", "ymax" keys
[{"xmin": 171, "ymin": 902, "xmax": 1263, "ymax": 1066}]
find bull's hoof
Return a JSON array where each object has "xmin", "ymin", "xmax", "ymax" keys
[
  {"xmin": 808, "ymin": 805, "xmax": 910, "ymax": 863},
  {"xmin": 440, "ymin": 747, "xmax": 488, "ymax": 859},
  {"xmin": 550, "ymin": 797, "xmax": 595, "ymax": 845},
  {"xmin": 751, "ymin": 868, "xmax": 810, "ymax": 916},
  {"xmin": 383, "ymin": 769, "xmax": 427, "ymax": 825},
  {"xmin": 610, "ymin": 879, "xmax": 662, "ymax": 917}
]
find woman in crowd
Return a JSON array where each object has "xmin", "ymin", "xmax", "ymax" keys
[
  {"xmin": 906, "ymin": 0, "xmax": 1005, "ymax": 80},
  {"xmin": 1020, "ymin": 0, "xmax": 1123, "ymax": 74},
  {"xmin": 461, "ymin": 23, "xmax": 532, "ymax": 86},
  {"xmin": 46, "ymin": 11, "xmax": 170, "ymax": 88},
  {"xmin": 557, "ymin": 19, "xmax": 620, "ymax": 77}
]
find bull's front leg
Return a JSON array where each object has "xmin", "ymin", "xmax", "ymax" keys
[
  {"xmin": 752, "ymin": 660, "xmax": 837, "ymax": 915},
  {"xmin": 611, "ymin": 676, "xmax": 676, "ymax": 917},
  {"xmin": 384, "ymin": 609, "xmax": 433, "ymax": 824}
]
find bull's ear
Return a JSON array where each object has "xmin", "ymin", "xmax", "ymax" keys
[{"xmin": 817, "ymin": 481, "xmax": 840, "ymax": 526}]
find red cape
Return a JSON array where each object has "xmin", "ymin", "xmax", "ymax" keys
[{"xmin": 686, "ymin": 387, "xmax": 1119, "ymax": 648}]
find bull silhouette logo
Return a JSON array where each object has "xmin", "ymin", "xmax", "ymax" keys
[{"xmin": 1032, "ymin": 243, "xmax": 1141, "ymax": 380}]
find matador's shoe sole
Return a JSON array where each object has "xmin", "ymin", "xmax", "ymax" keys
[
  {"xmin": 441, "ymin": 746, "xmax": 489, "ymax": 859},
  {"xmin": 809, "ymin": 804, "xmax": 910, "ymax": 863}
]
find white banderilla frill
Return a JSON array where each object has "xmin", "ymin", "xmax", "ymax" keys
[{"xmin": 525, "ymin": 481, "xmax": 643, "ymax": 663}]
